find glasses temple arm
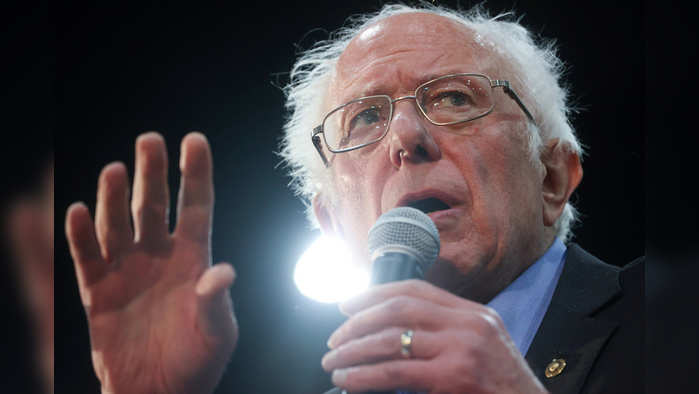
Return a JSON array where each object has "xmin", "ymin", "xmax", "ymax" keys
[
  {"xmin": 492, "ymin": 80, "xmax": 535, "ymax": 122},
  {"xmin": 312, "ymin": 126, "xmax": 330, "ymax": 167}
]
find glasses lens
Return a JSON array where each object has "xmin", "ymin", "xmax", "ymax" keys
[
  {"xmin": 323, "ymin": 95, "xmax": 391, "ymax": 151},
  {"xmin": 417, "ymin": 74, "xmax": 494, "ymax": 126}
]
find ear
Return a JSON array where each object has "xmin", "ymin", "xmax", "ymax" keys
[
  {"xmin": 312, "ymin": 194, "xmax": 343, "ymax": 237},
  {"xmin": 541, "ymin": 139, "xmax": 583, "ymax": 227}
]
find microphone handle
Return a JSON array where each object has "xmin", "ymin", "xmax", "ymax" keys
[
  {"xmin": 370, "ymin": 252, "xmax": 425, "ymax": 285},
  {"xmin": 367, "ymin": 252, "xmax": 425, "ymax": 394}
]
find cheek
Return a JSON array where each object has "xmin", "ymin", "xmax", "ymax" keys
[
  {"xmin": 451, "ymin": 135, "xmax": 512, "ymax": 220},
  {"xmin": 332, "ymin": 156, "xmax": 378, "ymax": 213},
  {"xmin": 468, "ymin": 133, "xmax": 543, "ymax": 254},
  {"xmin": 330, "ymin": 157, "xmax": 384, "ymax": 260},
  {"xmin": 430, "ymin": 139, "xmax": 499, "ymax": 268},
  {"xmin": 439, "ymin": 128, "xmax": 539, "ymax": 269},
  {"xmin": 468, "ymin": 123, "xmax": 538, "ymax": 200}
]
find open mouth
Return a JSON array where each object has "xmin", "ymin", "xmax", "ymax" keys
[{"xmin": 404, "ymin": 197, "xmax": 451, "ymax": 214}]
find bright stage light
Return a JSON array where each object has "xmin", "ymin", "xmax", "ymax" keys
[{"xmin": 294, "ymin": 235, "xmax": 370, "ymax": 303}]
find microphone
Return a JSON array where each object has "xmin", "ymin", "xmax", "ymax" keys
[{"xmin": 368, "ymin": 207, "xmax": 440, "ymax": 285}]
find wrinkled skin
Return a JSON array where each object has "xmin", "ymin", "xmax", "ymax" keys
[
  {"xmin": 322, "ymin": 280, "xmax": 544, "ymax": 393},
  {"xmin": 314, "ymin": 13, "xmax": 582, "ymax": 393},
  {"xmin": 65, "ymin": 133, "xmax": 238, "ymax": 394}
]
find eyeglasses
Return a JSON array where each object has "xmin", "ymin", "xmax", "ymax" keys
[{"xmin": 311, "ymin": 73, "xmax": 535, "ymax": 166}]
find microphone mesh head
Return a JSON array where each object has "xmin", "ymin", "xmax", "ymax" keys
[{"xmin": 368, "ymin": 207, "xmax": 440, "ymax": 269}]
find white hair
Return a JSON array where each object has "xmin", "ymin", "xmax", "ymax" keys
[{"xmin": 279, "ymin": 2, "xmax": 583, "ymax": 243}]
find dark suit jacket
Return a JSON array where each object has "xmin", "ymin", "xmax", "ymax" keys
[{"xmin": 324, "ymin": 243, "xmax": 644, "ymax": 394}]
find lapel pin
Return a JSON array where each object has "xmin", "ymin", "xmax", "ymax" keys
[{"xmin": 545, "ymin": 358, "xmax": 567, "ymax": 378}]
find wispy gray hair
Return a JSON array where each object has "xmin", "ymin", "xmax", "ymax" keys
[{"xmin": 279, "ymin": 2, "xmax": 583, "ymax": 243}]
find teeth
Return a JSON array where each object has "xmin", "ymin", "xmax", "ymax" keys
[{"xmin": 406, "ymin": 197, "xmax": 450, "ymax": 214}]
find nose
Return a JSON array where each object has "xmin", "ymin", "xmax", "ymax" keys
[{"xmin": 387, "ymin": 98, "xmax": 442, "ymax": 169}]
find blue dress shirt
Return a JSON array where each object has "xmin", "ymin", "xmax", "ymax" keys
[{"xmin": 486, "ymin": 237, "xmax": 567, "ymax": 356}]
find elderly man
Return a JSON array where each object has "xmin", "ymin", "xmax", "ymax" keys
[{"xmin": 65, "ymin": 3, "xmax": 642, "ymax": 394}]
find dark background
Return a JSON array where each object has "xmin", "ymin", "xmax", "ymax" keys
[{"xmin": 5, "ymin": 0, "xmax": 669, "ymax": 393}]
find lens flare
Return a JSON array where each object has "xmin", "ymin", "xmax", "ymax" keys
[{"xmin": 294, "ymin": 235, "xmax": 369, "ymax": 303}]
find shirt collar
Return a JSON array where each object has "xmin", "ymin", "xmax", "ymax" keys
[{"xmin": 486, "ymin": 238, "xmax": 567, "ymax": 356}]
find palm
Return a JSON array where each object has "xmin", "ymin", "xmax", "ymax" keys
[{"xmin": 66, "ymin": 133, "xmax": 237, "ymax": 394}]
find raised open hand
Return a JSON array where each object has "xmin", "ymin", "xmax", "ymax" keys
[{"xmin": 65, "ymin": 132, "xmax": 237, "ymax": 394}]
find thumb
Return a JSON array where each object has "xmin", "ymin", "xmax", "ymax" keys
[{"xmin": 195, "ymin": 263, "xmax": 238, "ymax": 347}]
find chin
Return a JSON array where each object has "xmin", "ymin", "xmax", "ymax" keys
[{"xmin": 438, "ymin": 241, "xmax": 486, "ymax": 276}]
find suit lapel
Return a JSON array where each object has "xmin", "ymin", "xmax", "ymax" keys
[{"xmin": 525, "ymin": 244, "xmax": 621, "ymax": 394}]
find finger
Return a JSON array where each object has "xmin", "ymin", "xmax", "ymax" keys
[
  {"xmin": 195, "ymin": 263, "xmax": 238, "ymax": 345},
  {"xmin": 131, "ymin": 132, "xmax": 170, "ymax": 245},
  {"xmin": 329, "ymin": 296, "xmax": 453, "ymax": 349},
  {"xmin": 196, "ymin": 263, "xmax": 236, "ymax": 302},
  {"xmin": 340, "ymin": 279, "xmax": 475, "ymax": 316},
  {"xmin": 332, "ymin": 359, "xmax": 433, "ymax": 393},
  {"xmin": 95, "ymin": 162, "xmax": 133, "ymax": 262},
  {"xmin": 66, "ymin": 202, "xmax": 108, "ymax": 293},
  {"xmin": 174, "ymin": 132, "xmax": 214, "ymax": 243},
  {"xmin": 322, "ymin": 328, "xmax": 439, "ymax": 371},
  {"xmin": 193, "ymin": 263, "xmax": 238, "ymax": 393}
]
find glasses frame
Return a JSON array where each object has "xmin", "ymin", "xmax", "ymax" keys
[{"xmin": 311, "ymin": 73, "xmax": 535, "ymax": 166}]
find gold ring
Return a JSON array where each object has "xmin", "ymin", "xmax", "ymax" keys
[{"xmin": 400, "ymin": 329, "xmax": 414, "ymax": 358}]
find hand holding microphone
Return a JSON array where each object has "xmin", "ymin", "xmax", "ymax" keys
[{"xmin": 323, "ymin": 207, "xmax": 546, "ymax": 394}]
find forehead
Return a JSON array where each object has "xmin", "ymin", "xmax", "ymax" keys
[{"xmin": 331, "ymin": 13, "xmax": 501, "ymax": 103}]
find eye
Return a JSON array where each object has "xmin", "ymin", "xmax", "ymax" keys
[
  {"xmin": 431, "ymin": 91, "xmax": 471, "ymax": 109},
  {"xmin": 349, "ymin": 106, "xmax": 382, "ymax": 131}
]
